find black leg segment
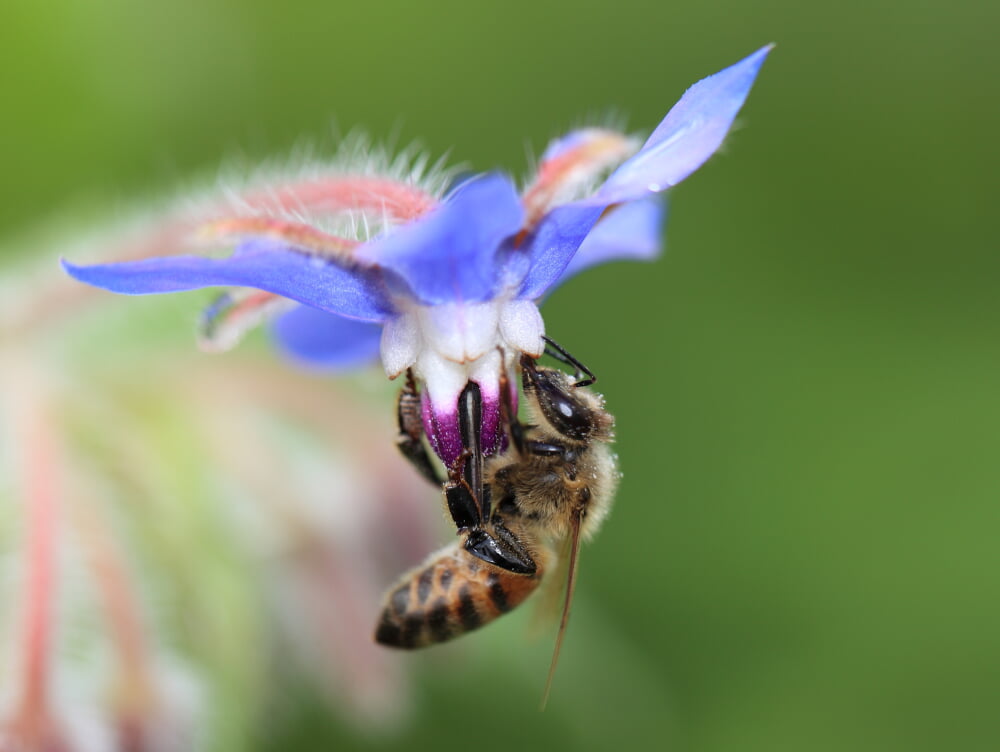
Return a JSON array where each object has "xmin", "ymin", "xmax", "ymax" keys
[{"xmin": 395, "ymin": 370, "xmax": 444, "ymax": 487}]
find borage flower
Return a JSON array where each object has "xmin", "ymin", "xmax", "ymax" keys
[{"xmin": 64, "ymin": 46, "xmax": 771, "ymax": 465}]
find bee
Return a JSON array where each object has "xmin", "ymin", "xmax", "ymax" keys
[{"xmin": 376, "ymin": 338, "xmax": 618, "ymax": 700}]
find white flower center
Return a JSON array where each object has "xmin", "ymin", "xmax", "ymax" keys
[{"xmin": 379, "ymin": 298, "xmax": 545, "ymax": 411}]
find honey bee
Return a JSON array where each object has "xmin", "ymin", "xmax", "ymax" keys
[{"xmin": 376, "ymin": 339, "xmax": 618, "ymax": 700}]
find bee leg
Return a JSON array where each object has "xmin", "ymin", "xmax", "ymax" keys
[
  {"xmin": 498, "ymin": 353, "xmax": 534, "ymax": 456},
  {"xmin": 541, "ymin": 335, "xmax": 596, "ymax": 387},
  {"xmin": 444, "ymin": 475, "xmax": 481, "ymax": 530},
  {"xmin": 524, "ymin": 440, "xmax": 566, "ymax": 457},
  {"xmin": 465, "ymin": 521, "xmax": 537, "ymax": 575},
  {"xmin": 456, "ymin": 381, "xmax": 485, "ymax": 515},
  {"xmin": 442, "ymin": 383, "xmax": 491, "ymax": 531},
  {"xmin": 395, "ymin": 369, "xmax": 444, "ymax": 487},
  {"xmin": 445, "ymin": 466, "xmax": 534, "ymax": 574}
]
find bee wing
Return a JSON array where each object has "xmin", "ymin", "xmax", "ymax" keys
[
  {"xmin": 528, "ymin": 534, "xmax": 571, "ymax": 636},
  {"xmin": 540, "ymin": 510, "xmax": 584, "ymax": 710}
]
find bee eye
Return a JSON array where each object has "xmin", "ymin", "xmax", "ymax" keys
[{"xmin": 536, "ymin": 378, "xmax": 592, "ymax": 440}]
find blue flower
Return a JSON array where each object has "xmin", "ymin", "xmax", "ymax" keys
[{"xmin": 64, "ymin": 45, "xmax": 771, "ymax": 465}]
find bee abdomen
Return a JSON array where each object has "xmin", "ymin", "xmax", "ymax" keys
[{"xmin": 375, "ymin": 543, "xmax": 543, "ymax": 649}]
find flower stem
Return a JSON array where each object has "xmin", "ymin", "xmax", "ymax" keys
[{"xmin": 4, "ymin": 386, "xmax": 63, "ymax": 749}]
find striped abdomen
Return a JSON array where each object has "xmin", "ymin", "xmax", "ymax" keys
[{"xmin": 375, "ymin": 541, "xmax": 546, "ymax": 649}]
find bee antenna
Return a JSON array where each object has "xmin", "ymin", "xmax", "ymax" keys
[
  {"xmin": 541, "ymin": 335, "xmax": 596, "ymax": 387},
  {"xmin": 542, "ymin": 335, "xmax": 597, "ymax": 386},
  {"xmin": 540, "ymin": 508, "xmax": 584, "ymax": 711}
]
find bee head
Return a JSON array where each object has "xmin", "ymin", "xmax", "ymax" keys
[{"xmin": 520, "ymin": 356, "xmax": 613, "ymax": 443}]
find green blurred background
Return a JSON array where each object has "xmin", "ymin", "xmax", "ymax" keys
[{"xmin": 3, "ymin": 0, "xmax": 998, "ymax": 750}]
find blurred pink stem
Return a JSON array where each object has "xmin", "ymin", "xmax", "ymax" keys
[
  {"xmin": 75, "ymin": 499, "xmax": 156, "ymax": 727},
  {"xmin": 7, "ymin": 403, "xmax": 61, "ymax": 747},
  {"xmin": 248, "ymin": 176, "xmax": 439, "ymax": 221}
]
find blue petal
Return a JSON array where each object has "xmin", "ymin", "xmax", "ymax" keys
[
  {"xmin": 594, "ymin": 45, "xmax": 772, "ymax": 204},
  {"xmin": 271, "ymin": 304, "xmax": 383, "ymax": 370},
  {"xmin": 62, "ymin": 238, "xmax": 396, "ymax": 322},
  {"xmin": 559, "ymin": 196, "xmax": 667, "ymax": 282},
  {"xmin": 513, "ymin": 202, "xmax": 604, "ymax": 300},
  {"xmin": 514, "ymin": 197, "xmax": 667, "ymax": 300},
  {"xmin": 354, "ymin": 172, "xmax": 524, "ymax": 305}
]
